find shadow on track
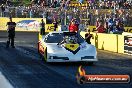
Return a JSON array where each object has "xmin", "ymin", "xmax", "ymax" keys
[{"xmin": 46, "ymin": 62, "xmax": 96, "ymax": 66}]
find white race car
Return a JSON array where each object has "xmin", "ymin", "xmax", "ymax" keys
[
  {"xmin": 38, "ymin": 32, "xmax": 97, "ymax": 64},
  {"xmin": 127, "ymin": 37, "xmax": 132, "ymax": 46}
]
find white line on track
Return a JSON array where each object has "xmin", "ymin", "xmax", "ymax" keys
[
  {"xmin": 0, "ymin": 72, "xmax": 14, "ymax": 88},
  {"xmin": 0, "ymin": 41, "xmax": 27, "ymax": 43}
]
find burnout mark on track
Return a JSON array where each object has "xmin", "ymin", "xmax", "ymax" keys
[{"xmin": 16, "ymin": 47, "xmax": 39, "ymax": 60}]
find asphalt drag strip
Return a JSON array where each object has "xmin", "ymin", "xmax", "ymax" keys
[
  {"xmin": 1, "ymin": 42, "xmax": 132, "ymax": 88},
  {"xmin": 0, "ymin": 42, "xmax": 80, "ymax": 88},
  {"xmin": 0, "ymin": 31, "xmax": 132, "ymax": 88}
]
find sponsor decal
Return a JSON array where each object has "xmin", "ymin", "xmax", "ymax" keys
[
  {"xmin": 64, "ymin": 44, "xmax": 80, "ymax": 54},
  {"xmin": 76, "ymin": 66, "xmax": 130, "ymax": 84}
]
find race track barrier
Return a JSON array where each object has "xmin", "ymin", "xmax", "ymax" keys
[
  {"xmin": 80, "ymin": 32, "xmax": 131, "ymax": 55},
  {"xmin": 97, "ymin": 33, "xmax": 118, "ymax": 52},
  {"xmin": 1, "ymin": 17, "xmax": 132, "ymax": 33},
  {"xmin": 0, "ymin": 17, "xmax": 60, "ymax": 32}
]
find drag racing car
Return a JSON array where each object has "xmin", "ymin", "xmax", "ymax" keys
[
  {"xmin": 38, "ymin": 32, "xmax": 97, "ymax": 64},
  {"xmin": 127, "ymin": 37, "xmax": 132, "ymax": 46}
]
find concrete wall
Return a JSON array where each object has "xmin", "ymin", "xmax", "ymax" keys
[{"xmin": 80, "ymin": 32, "xmax": 124, "ymax": 54}]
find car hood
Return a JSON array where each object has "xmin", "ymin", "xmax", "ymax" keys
[
  {"xmin": 45, "ymin": 43, "xmax": 69, "ymax": 53},
  {"xmin": 45, "ymin": 42, "xmax": 95, "ymax": 55}
]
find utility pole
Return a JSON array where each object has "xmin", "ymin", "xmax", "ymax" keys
[{"xmin": 64, "ymin": 10, "xmax": 67, "ymax": 25}]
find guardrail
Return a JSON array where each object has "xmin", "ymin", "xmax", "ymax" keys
[{"xmin": 1, "ymin": 17, "xmax": 132, "ymax": 33}]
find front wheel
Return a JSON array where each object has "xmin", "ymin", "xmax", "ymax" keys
[
  {"xmin": 38, "ymin": 42, "xmax": 41, "ymax": 57},
  {"xmin": 38, "ymin": 42, "xmax": 40, "ymax": 53}
]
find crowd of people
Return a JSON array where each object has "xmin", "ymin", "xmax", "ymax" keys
[
  {"xmin": 0, "ymin": 0, "xmax": 132, "ymax": 47},
  {"xmin": 80, "ymin": 0, "xmax": 132, "ymax": 9},
  {"xmin": 95, "ymin": 16, "xmax": 124, "ymax": 34},
  {"xmin": 1, "ymin": 0, "xmax": 132, "ymax": 17},
  {"xmin": 0, "ymin": 0, "xmax": 132, "ymax": 33}
]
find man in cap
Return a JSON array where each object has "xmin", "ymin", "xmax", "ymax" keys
[
  {"xmin": 6, "ymin": 17, "xmax": 16, "ymax": 48},
  {"xmin": 40, "ymin": 19, "xmax": 45, "ymax": 35}
]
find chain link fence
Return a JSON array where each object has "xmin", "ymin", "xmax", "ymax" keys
[{"xmin": 0, "ymin": 6, "xmax": 132, "ymax": 26}]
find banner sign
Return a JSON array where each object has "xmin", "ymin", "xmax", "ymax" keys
[
  {"xmin": 0, "ymin": 18, "xmax": 45, "ymax": 31},
  {"xmin": 69, "ymin": 1, "xmax": 88, "ymax": 7},
  {"xmin": 45, "ymin": 24, "xmax": 58, "ymax": 32},
  {"xmin": 16, "ymin": 20, "xmax": 40, "ymax": 30},
  {"xmin": 124, "ymin": 27, "xmax": 132, "ymax": 33}
]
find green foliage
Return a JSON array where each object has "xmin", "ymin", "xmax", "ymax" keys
[{"xmin": 12, "ymin": 0, "xmax": 31, "ymax": 6}]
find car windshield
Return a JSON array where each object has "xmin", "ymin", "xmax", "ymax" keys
[{"xmin": 44, "ymin": 33, "xmax": 85, "ymax": 43}]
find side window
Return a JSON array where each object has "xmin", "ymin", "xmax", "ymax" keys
[
  {"xmin": 44, "ymin": 33, "xmax": 63, "ymax": 43},
  {"xmin": 44, "ymin": 35, "xmax": 49, "ymax": 42}
]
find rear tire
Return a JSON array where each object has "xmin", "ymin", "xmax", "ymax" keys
[
  {"xmin": 41, "ymin": 56, "xmax": 46, "ymax": 62},
  {"xmin": 38, "ymin": 42, "xmax": 40, "ymax": 53},
  {"xmin": 38, "ymin": 42, "xmax": 47, "ymax": 63}
]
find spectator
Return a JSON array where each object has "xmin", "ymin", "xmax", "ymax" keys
[
  {"xmin": 47, "ymin": 14, "xmax": 52, "ymax": 24},
  {"xmin": 4, "ymin": 6, "xmax": 9, "ymax": 17},
  {"xmin": 29, "ymin": 8, "xmax": 33, "ymax": 18},
  {"xmin": 108, "ymin": 15, "xmax": 114, "ymax": 32},
  {"xmin": 67, "ymin": 13, "xmax": 73, "ymax": 22},
  {"xmin": 112, "ymin": 21, "xmax": 124, "ymax": 34},
  {"xmin": 53, "ymin": 19, "xmax": 58, "ymax": 31},
  {"xmin": 6, "ymin": 0, "xmax": 11, "ymax": 6},
  {"xmin": 1, "ymin": 0, "xmax": 132, "ymax": 28},
  {"xmin": 1, "ymin": 4, "xmax": 5, "ymax": 17},
  {"xmin": 85, "ymin": 29, "xmax": 94, "ymax": 44},
  {"xmin": 69, "ymin": 19, "xmax": 79, "ymax": 32},
  {"xmin": 61, "ymin": 0, "xmax": 65, "ymax": 8},
  {"xmin": 104, "ymin": 21, "xmax": 109, "ymax": 33},
  {"xmin": 6, "ymin": 17, "xmax": 16, "ymax": 48},
  {"xmin": 96, "ymin": 20, "xmax": 105, "ymax": 33},
  {"xmin": 40, "ymin": 19, "xmax": 45, "ymax": 35},
  {"xmin": 51, "ymin": 0, "xmax": 58, "ymax": 8},
  {"xmin": 95, "ymin": 18, "xmax": 99, "ymax": 28}
]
